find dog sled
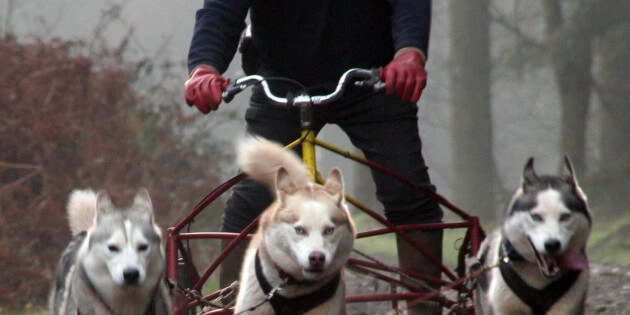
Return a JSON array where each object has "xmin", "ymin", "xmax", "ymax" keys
[{"xmin": 166, "ymin": 69, "xmax": 485, "ymax": 314}]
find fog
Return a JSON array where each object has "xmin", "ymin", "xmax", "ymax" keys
[
  {"xmin": 3, "ymin": 0, "xmax": 630, "ymax": 311},
  {"xmin": 5, "ymin": 0, "xmax": 626, "ymax": 216}
]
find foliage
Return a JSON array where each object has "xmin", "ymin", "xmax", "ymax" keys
[
  {"xmin": 588, "ymin": 212, "xmax": 630, "ymax": 264},
  {"xmin": 0, "ymin": 35, "xmax": 228, "ymax": 308}
]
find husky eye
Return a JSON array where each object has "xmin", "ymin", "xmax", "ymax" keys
[
  {"xmin": 323, "ymin": 227, "xmax": 335, "ymax": 235},
  {"xmin": 559, "ymin": 213, "xmax": 571, "ymax": 222},
  {"xmin": 137, "ymin": 244, "xmax": 149, "ymax": 252},
  {"xmin": 107, "ymin": 245, "xmax": 120, "ymax": 252},
  {"xmin": 294, "ymin": 226, "xmax": 305, "ymax": 235},
  {"xmin": 530, "ymin": 213, "xmax": 543, "ymax": 222}
]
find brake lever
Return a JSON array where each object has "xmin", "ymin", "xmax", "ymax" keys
[
  {"xmin": 222, "ymin": 81, "xmax": 242, "ymax": 103},
  {"xmin": 353, "ymin": 68, "xmax": 385, "ymax": 92}
]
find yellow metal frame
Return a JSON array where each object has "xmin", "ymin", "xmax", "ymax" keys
[
  {"xmin": 284, "ymin": 130, "xmax": 375, "ymax": 212},
  {"xmin": 301, "ymin": 130, "xmax": 317, "ymax": 180},
  {"xmin": 286, "ymin": 131, "xmax": 368, "ymax": 179}
]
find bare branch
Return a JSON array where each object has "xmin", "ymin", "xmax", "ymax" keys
[
  {"xmin": 542, "ymin": 0, "xmax": 563, "ymax": 34},
  {"xmin": 489, "ymin": 4, "xmax": 544, "ymax": 51},
  {"xmin": 0, "ymin": 161, "xmax": 42, "ymax": 170},
  {"xmin": 0, "ymin": 170, "xmax": 41, "ymax": 196}
]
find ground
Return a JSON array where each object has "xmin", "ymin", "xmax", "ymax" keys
[
  {"xmin": 345, "ymin": 262, "xmax": 630, "ymax": 314},
  {"xmin": 586, "ymin": 263, "xmax": 630, "ymax": 314}
]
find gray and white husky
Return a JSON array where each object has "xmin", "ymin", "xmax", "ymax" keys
[
  {"xmin": 472, "ymin": 157, "xmax": 591, "ymax": 315},
  {"xmin": 49, "ymin": 189, "xmax": 172, "ymax": 315}
]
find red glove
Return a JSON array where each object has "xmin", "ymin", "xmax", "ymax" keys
[
  {"xmin": 184, "ymin": 66, "xmax": 229, "ymax": 114},
  {"xmin": 380, "ymin": 50, "xmax": 427, "ymax": 103}
]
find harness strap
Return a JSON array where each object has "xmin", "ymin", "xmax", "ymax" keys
[
  {"xmin": 499, "ymin": 240, "xmax": 581, "ymax": 314},
  {"xmin": 504, "ymin": 239, "xmax": 526, "ymax": 262},
  {"xmin": 255, "ymin": 252, "xmax": 341, "ymax": 314},
  {"xmin": 499, "ymin": 262, "xmax": 581, "ymax": 314}
]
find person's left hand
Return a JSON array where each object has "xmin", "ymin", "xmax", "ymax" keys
[{"xmin": 380, "ymin": 49, "xmax": 427, "ymax": 103}]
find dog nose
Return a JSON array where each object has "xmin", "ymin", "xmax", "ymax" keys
[
  {"xmin": 308, "ymin": 251, "xmax": 325, "ymax": 268},
  {"xmin": 544, "ymin": 239, "xmax": 561, "ymax": 254},
  {"xmin": 123, "ymin": 268, "xmax": 140, "ymax": 285}
]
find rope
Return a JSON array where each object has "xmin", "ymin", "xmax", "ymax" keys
[
  {"xmin": 232, "ymin": 282, "xmax": 285, "ymax": 315},
  {"xmin": 169, "ymin": 279, "xmax": 236, "ymax": 314},
  {"xmin": 388, "ymin": 260, "xmax": 501, "ymax": 315},
  {"xmin": 348, "ymin": 248, "xmax": 500, "ymax": 314},
  {"xmin": 350, "ymin": 248, "xmax": 437, "ymax": 292}
]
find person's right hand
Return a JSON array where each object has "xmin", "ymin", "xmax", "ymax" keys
[{"xmin": 184, "ymin": 66, "xmax": 229, "ymax": 114}]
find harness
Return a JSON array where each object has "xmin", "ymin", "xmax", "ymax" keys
[
  {"xmin": 254, "ymin": 251, "xmax": 341, "ymax": 315},
  {"xmin": 499, "ymin": 240, "xmax": 581, "ymax": 314}
]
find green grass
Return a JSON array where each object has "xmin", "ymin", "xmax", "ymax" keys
[
  {"xmin": 351, "ymin": 210, "xmax": 469, "ymax": 269},
  {"xmin": 0, "ymin": 307, "xmax": 46, "ymax": 315},
  {"xmin": 587, "ymin": 212, "xmax": 630, "ymax": 264},
  {"xmin": 201, "ymin": 272, "xmax": 221, "ymax": 296}
]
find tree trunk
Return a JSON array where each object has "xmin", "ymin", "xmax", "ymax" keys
[
  {"xmin": 542, "ymin": 0, "xmax": 592, "ymax": 174},
  {"xmin": 449, "ymin": 0, "xmax": 495, "ymax": 219},
  {"xmin": 594, "ymin": 22, "xmax": 630, "ymax": 215}
]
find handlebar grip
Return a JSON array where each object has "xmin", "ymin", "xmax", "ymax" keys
[
  {"xmin": 354, "ymin": 68, "xmax": 384, "ymax": 92},
  {"xmin": 222, "ymin": 82, "xmax": 242, "ymax": 103}
]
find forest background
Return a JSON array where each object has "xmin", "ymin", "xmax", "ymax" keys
[{"xmin": 1, "ymin": 0, "xmax": 628, "ymax": 311}]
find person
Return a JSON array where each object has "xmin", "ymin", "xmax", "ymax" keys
[{"xmin": 184, "ymin": 1, "xmax": 442, "ymax": 314}]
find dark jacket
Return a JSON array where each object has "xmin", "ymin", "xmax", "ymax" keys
[{"xmin": 188, "ymin": 0, "xmax": 431, "ymax": 87}]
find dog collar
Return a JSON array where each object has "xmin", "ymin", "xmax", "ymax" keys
[
  {"xmin": 254, "ymin": 251, "xmax": 341, "ymax": 315},
  {"xmin": 499, "ymin": 260, "xmax": 581, "ymax": 314},
  {"xmin": 502, "ymin": 239, "xmax": 526, "ymax": 262}
]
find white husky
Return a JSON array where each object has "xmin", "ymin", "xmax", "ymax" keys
[
  {"xmin": 49, "ymin": 188, "xmax": 172, "ymax": 315},
  {"xmin": 233, "ymin": 137, "xmax": 356, "ymax": 314},
  {"xmin": 472, "ymin": 157, "xmax": 591, "ymax": 315}
]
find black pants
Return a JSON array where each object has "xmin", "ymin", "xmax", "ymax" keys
[{"xmin": 221, "ymin": 87, "xmax": 443, "ymax": 233}]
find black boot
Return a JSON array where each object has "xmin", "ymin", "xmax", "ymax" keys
[{"xmin": 396, "ymin": 229, "xmax": 443, "ymax": 315}]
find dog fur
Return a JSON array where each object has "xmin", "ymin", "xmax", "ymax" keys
[
  {"xmin": 233, "ymin": 137, "xmax": 356, "ymax": 314},
  {"xmin": 49, "ymin": 188, "xmax": 172, "ymax": 315},
  {"xmin": 472, "ymin": 157, "xmax": 591, "ymax": 315}
]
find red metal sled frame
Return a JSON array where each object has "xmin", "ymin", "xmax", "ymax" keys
[{"xmin": 166, "ymin": 138, "xmax": 484, "ymax": 315}]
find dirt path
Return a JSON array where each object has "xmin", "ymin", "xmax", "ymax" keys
[
  {"xmin": 586, "ymin": 263, "xmax": 630, "ymax": 314},
  {"xmin": 345, "ymin": 263, "xmax": 630, "ymax": 314}
]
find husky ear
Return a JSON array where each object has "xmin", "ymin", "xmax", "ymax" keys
[
  {"xmin": 562, "ymin": 156, "xmax": 578, "ymax": 187},
  {"xmin": 522, "ymin": 157, "xmax": 538, "ymax": 187},
  {"xmin": 276, "ymin": 167, "xmax": 298, "ymax": 197},
  {"xmin": 133, "ymin": 187, "xmax": 154, "ymax": 219},
  {"xmin": 563, "ymin": 156, "xmax": 588, "ymax": 201},
  {"xmin": 324, "ymin": 168, "xmax": 344, "ymax": 205},
  {"xmin": 95, "ymin": 190, "xmax": 113, "ymax": 224}
]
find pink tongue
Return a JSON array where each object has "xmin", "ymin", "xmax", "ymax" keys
[{"xmin": 561, "ymin": 252, "xmax": 588, "ymax": 270}]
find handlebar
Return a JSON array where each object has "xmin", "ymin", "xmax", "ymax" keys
[{"xmin": 222, "ymin": 68, "xmax": 385, "ymax": 106}]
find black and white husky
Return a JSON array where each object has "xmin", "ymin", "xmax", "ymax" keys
[
  {"xmin": 472, "ymin": 157, "xmax": 591, "ymax": 315},
  {"xmin": 49, "ymin": 189, "xmax": 172, "ymax": 315}
]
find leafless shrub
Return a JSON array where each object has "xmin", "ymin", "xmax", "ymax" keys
[{"xmin": 0, "ymin": 33, "xmax": 227, "ymax": 308}]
